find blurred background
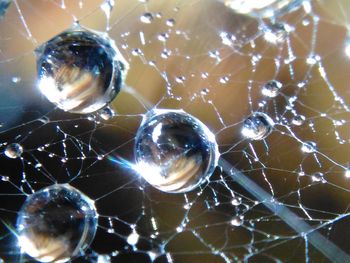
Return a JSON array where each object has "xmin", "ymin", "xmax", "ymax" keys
[{"xmin": 0, "ymin": 0, "xmax": 350, "ymax": 262}]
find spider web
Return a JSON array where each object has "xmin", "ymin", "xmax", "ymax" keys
[{"xmin": 0, "ymin": 0, "xmax": 350, "ymax": 262}]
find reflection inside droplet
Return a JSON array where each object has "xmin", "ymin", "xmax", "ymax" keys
[
  {"xmin": 16, "ymin": 184, "xmax": 97, "ymax": 262},
  {"xmin": 134, "ymin": 109, "xmax": 219, "ymax": 193},
  {"xmin": 36, "ymin": 26, "xmax": 128, "ymax": 114}
]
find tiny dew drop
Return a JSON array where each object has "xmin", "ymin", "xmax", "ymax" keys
[
  {"xmin": 231, "ymin": 216, "xmax": 244, "ymax": 226},
  {"xmin": 263, "ymin": 23, "xmax": 290, "ymax": 44},
  {"xmin": 98, "ymin": 106, "xmax": 115, "ymax": 120},
  {"xmin": 242, "ymin": 112, "xmax": 274, "ymax": 140},
  {"xmin": 140, "ymin": 12, "xmax": 154, "ymax": 24},
  {"xmin": 261, "ymin": 80, "xmax": 282, "ymax": 98},
  {"xmin": 127, "ymin": 230, "xmax": 139, "ymax": 246},
  {"xmin": 345, "ymin": 168, "xmax": 350, "ymax": 178},
  {"xmin": 292, "ymin": 115, "xmax": 305, "ymax": 126},
  {"xmin": 311, "ymin": 172, "xmax": 324, "ymax": 183},
  {"xmin": 4, "ymin": 143, "xmax": 23, "ymax": 159},
  {"xmin": 166, "ymin": 18, "xmax": 176, "ymax": 27},
  {"xmin": 301, "ymin": 141, "xmax": 317, "ymax": 153}
]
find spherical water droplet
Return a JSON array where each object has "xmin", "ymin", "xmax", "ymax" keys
[
  {"xmin": 301, "ymin": 141, "xmax": 317, "ymax": 153},
  {"xmin": 127, "ymin": 231, "xmax": 139, "ymax": 246},
  {"xmin": 166, "ymin": 18, "xmax": 176, "ymax": 27},
  {"xmin": 224, "ymin": 0, "xmax": 304, "ymax": 18},
  {"xmin": 16, "ymin": 184, "xmax": 97, "ymax": 263},
  {"xmin": 261, "ymin": 80, "xmax": 282, "ymax": 98},
  {"xmin": 242, "ymin": 112, "xmax": 274, "ymax": 140},
  {"xmin": 311, "ymin": 172, "xmax": 324, "ymax": 182},
  {"xmin": 158, "ymin": 33, "xmax": 169, "ymax": 42},
  {"xmin": 4, "ymin": 143, "xmax": 23, "ymax": 159},
  {"xmin": 98, "ymin": 106, "xmax": 115, "ymax": 120},
  {"xmin": 36, "ymin": 26, "xmax": 127, "ymax": 114},
  {"xmin": 292, "ymin": 115, "xmax": 305, "ymax": 126},
  {"xmin": 134, "ymin": 109, "xmax": 219, "ymax": 193},
  {"xmin": 231, "ymin": 197, "xmax": 242, "ymax": 206},
  {"xmin": 231, "ymin": 216, "xmax": 243, "ymax": 226},
  {"xmin": 345, "ymin": 168, "xmax": 350, "ymax": 178},
  {"xmin": 140, "ymin": 12, "xmax": 154, "ymax": 24},
  {"xmin": 263, "ymin": 23, "xmax": 290, "ymax": 44}
]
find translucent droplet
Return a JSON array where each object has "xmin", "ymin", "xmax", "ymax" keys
[
  {"xmin": 292, "ymin": 115, "xmax": 305, "ymax": 126},
  {"xmin": 35, "ymin": 26, "xmax": 128, "ymax": 114},
  {"xmin": 231, "ymin": 216, "xmax": 243, "ymax": 226},
  {"xmin": 140, "ymin": 12, "xmax": 154, "ymax": 24},
  {"xmin": 242, "ymin": 112, "xmax": 274, "ymax": 140},
  {"xmin": 134, "ymin": 109, "xmax": 219, "ymax": 193},
  {"xmin": 301, "ymin": 141, "xmax": 317, "ymax": 153},
  {"xmin": 166, "ymin": 18, "xmax": 176, "ymax": 27},
  {"xmin": 16, "ymin": 184, "xmax": 97, "ymax": 263},
  {"xmin": 157, "ymin": 33, "xmax": 169, "ymax": 42},
  {"xmin": 263, "ymin": 23, "xmax": 290, "ymax": 44},
  {"xmin": 311, "ymin": 172, "xmax": 324, "ymax": 182},
  {"xmin": 98, "ymin": 106, "xmax": 115, "ymax": 120},
  {"xmin": 127, "ymin": 230, "xmax": 139, "ymax": 246},
  {"xmin": 0, "ymin": 0, "xmax": 11, "ymax": 18},
  {"xmin": 261, "ymin": 80, "xmax": 282, "ymax": 98},
  {"xmin": 231, "ymin": 197, "xmax": 242, "ymax": 206},
  {"xmin": 4, "ymin": 143, "xmax": 23, "ymax": 159},
  {"xmin": 345, "ymin": 168, "xmax": 350, "ymax": 178},
  {"xmin": 11, "ymin": 76, "xmax": 21, "ymax": 83},
  {"xmin": 224, "ymin": 0, "xmax": 304, "ymax": 18}
]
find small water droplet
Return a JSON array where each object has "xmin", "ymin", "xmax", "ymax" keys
[
  {"xmin": 98, "ymin": 106, "xmax": 115, "ymax": 120},
  {"xmin": 261, "ymin": 80, "xmax": 282, "ymax": 98},
  {"xmin": 166, "ymin": 18, "xmax": 176, "ymax": 27},
  {"xmin": 231, "ymin": 216, "xmax": 243, "ymax": 226},
  {"xmin": 242, "ymin": 112, "xmax": 274, "ymax": 140},
  {"xmin": 4, "ymin": 143, "xmax": 23, "ymax": 159},
  {"xmin": 140, "ymin": 12, "xmax": 154, "ymax": 24},
  {"xmin": 231, "ymin": 197, "xmax": 242, "ymax": 206},
  {"xmin": 292, "ymin": 115, "xmax": 305, "ymax": 126},
  {"xmin": 11, "ymin": 76, "xmax": 21, "ymax": 83},
  {"xmin": 263, "ymin": 23, "xmax": 290, "ymax": 44},
  {"xmin": 127, "ymin": 231, "xmax": 139, "ymax": 246},
  {"xmin": 311, "ymin": 172, "xmax": 324, "ymax": 182},
  {"xmin": 157, "ymin": 32, "xmax": 169, "ymax": 42},
  {"xmin": 301, "ymin": 141, "xmax": 317, "ymax": 153}
]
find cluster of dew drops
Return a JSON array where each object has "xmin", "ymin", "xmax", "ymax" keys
[{"xmin": 1, "ymin": 0, "xmax": 350, "ymax": 262}]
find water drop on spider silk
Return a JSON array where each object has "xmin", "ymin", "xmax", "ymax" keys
[
  {"xmin": 4, "ymin": 143, "xmax": 23, "ymax": 159},
  {"xmin": 140, "ymin": 12, "xmax": 154, "ymax": 24},
  {"xmin": 301, "ymin": 141, "xmax": 317, "ymax": 153},
  {"xmin": 223, "ymin": 0, "xmax": 304, "ymax": 18},
  {"xmin": 36, "ymin": 26, "xmax": 128, "ymax": 114},
  {"xmin": 134, "ymin": 109, "xmax": 219, "ymax": 193},
  {"xmin": 263, "ymin": 23, "xmax": 290, "ymax": 44},
  {"xmin": 16, "ymin": 184, "xmax": 97, "ymax": 263},
  {"xmin": 242, "ymin": 112, "xmax": 274, "ymax": 140},
  {"xmin": 261, "ymin": 80, "xmax": 282, "ymax": 98}
]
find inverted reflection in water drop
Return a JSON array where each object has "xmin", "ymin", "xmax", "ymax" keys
[
  {"xmin": 134, "ymin": 109, "xmax": 219, "ymax": 193},
  {"xmin": 261, "ymin": 80, "xmax": 282, "ymax": 98},
  {"xmin": 223, "ymin": 0, "xmax": 304, "ymax": 18},
  {"xmin": 36, "ymin": 26, "xmax": 128, "ymax": 114},
  {"xmin": 4, "ymin": 143, "xmax": 23, "ymax": 159},
  {"xmin": 242, "ymin": 112, "xmax": 274, "ymax": 140},
  {"xmin": 16, "ymin": 184, "xmax": 97, "ymax": 263}
]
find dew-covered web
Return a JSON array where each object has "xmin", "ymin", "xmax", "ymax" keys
[{"xmin": 1, "ymin": 0, "xmax": 350, "ymax": 262}]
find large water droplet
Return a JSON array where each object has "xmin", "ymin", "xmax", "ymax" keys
[
  {"xmin": 36, "ymin": 26, "xmax": 127, "ymax": 114},
  {"xmin": 4, "ymin": 143, "xmax": 23, "ymax": 159},
  {"xmin": 261, "ymin": 80, "xmax": 282, "ymax": 98},
  {"xmin": 16, "ymin": 184, "xmax": 97, "ymax": 263},
  {"xmin": 134, "ymin": 109, "xmax": 219, "ymax": 193},
  {"xmin": 242, "ymin": 112, "xmax": 274, "ymax": 140},
  {"xmin": 223, "ymin": 0, "xmax": 304, "ymax": 18}
]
